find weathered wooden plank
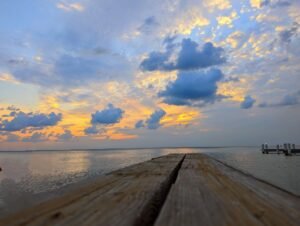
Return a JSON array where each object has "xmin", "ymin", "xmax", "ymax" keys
[
  {"xmin": 0, "ymin": 154, "xmax": 185, "ymax": 226},
  {"xmin": 154, "ymin": 154, "xmax": 300, "ymax": 226},
  {"xmin": 210, "ymin": 156, "xmax": 300, "ymax": 217}
]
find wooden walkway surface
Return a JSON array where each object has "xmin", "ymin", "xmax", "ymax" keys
[{"xmin": 0, "ymin": 154, "xmax": 299, "ymax": 226}]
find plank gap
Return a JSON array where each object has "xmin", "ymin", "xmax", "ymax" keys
[{"xmin": 133, "ymin": 154, "xmax": 186, "ymax": 226}]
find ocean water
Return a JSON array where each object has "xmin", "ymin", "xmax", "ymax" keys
[{"xmin": 0, "ymin": 147, "xmax": 299, "ymax": 217}]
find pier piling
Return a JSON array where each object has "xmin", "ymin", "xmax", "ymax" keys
[{"xmin": 261, "ymin": 143, "xmax": 299, "ymax": 155}]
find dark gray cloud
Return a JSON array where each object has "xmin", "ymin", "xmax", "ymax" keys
[
  {"xmin": 135, "ymin": 120, "xmax": 145, "ymax": 129},
  {"xmin": 240, "ymin": 96, "xmax": 256, "ymax": 109},
  {"xmin": 159, "ymin": 69, "xmax": 224, "ymax": 107},
  {"xmin": 260, "ymin": 0, "xmax": 292, "ymax": 8},
  {"xmin": 138, "ymin": 16, "xmax": 159, "ymax": 34},
  {"xmin": 91, "ymin": 104, "xmax": 124, "ymax": 125},
  {"xmin": 7, "ymin": 106, "xmax": 20, "ymax": 111},
  {"xmin": 140, "ymin": 38, "xmax": 226, "ymax": 71},
  {"xmin": 259, "ymin": 91, "xmax": 300, "ymax": 107},
  {"xmin": 279, "ymin": 23, "xmax": 299, "ymax": 43},
  {"xmin": 0, "ymin": 111, "xmax": 62, "ymax": 132},
  {"xmin": 7, "ymin": 58, "xmax": 26, "ymax": 66},
  {"xmin": 84, "ymin": 104, "xmax": 124, "ymax": 135},
  {"xmin": 176, "ymin": 40, "xmax": 226, "ymax": 71},
  {"xmin": 136, "ymin": 109, "xmax": 166, "ymax": 130},
  {"xmin": 140, "ymin": 50, "xmax": 173, "ymax": 71},
  {"xmin": 146, "ymin": 109, "xmax": 166, "ymax": 129}
]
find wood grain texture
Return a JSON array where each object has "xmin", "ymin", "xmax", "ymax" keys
[
  {"xmin": 154, "ymin": 154, "xmax": 300, "ymax": 226},
  {"xmin": 0, "ymin": 153, "xmax": 299, "ymax": 226},
  {"xmin": 0, "ymin": 154, "xmax": 184, "ymax": 226}
]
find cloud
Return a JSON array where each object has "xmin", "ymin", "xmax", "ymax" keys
[
  {"xmin": 84, "ymin": 125, "xmax": 100, "ymax": 135},
  {"xmin": 7, "ymin": 106, "xmax": 20, "ymax": 111},
  {"xmin": 140, "ymin": 38, "xmax": 226, "ymax": 71},
  {"xmin": 56, "ymin": 130, "xmax": 74, "ymax": 141},
  {"xmin": 278, "ymin": 23, "xmax": 299, "ymax": 43},
  {"xmin": 222, "ymin": 76, "xmax": 240, "ymax": 83},
  {"xmin": 204, "ymin": 0, "xmax": 231, "ymax": 10},
  {"xmin": 240, "ymin": 96, "xmax": 256, "ymax": 109},
  {"xmin": 138, "ymin": 16, "xmax": 159, "ymax": 34},
  {"xmin": 22, "ymin": 132, "xmax": 47, "ymax": 143},
  {"xmin": 140, "ymin": 50, "xmax": 173, "ymax": 71},
  {"xmin": 0, "ymin": 73, "xmax": 20, "ymax": 84},
  {"xmin": 159, "ymin": 69, "xmax": 224, "ymax": 107},
  {"xmin": 216, "ymin": 11, "xmax": 238, "ymax": 27},
  {"xmin": 250, "ymin": 0, "xmax": 292, "ymax": 8},
  {"xmin": 0, "ymin": 111, "xmax": 62, "ymax": 131},
  {"xmin": 12, "ymin": 64, "xmax": 50, "ymax": 87},
  {"xmin": 146, "ymin": 109, "xmax": 166, "ymax": 129},
  {"xmin": 7, "ymin": 37, "xmax": 132, "ymax": 87},
  {"xmin": 279, "ymin": 93, "xmax": 299, "ymax": 105},
  {"xmin": 259, "ymin": 91, "xmax": 300, "ymax": 107},
  {"xmin": 3, "ymin": 133, "xmax": 20, "ymax": 142},
  {"xmin": 91, "ymin": 104, "xmax": 124, "ymax": 125},
  {"xmin": 136, "ymin": 109, "xmax": 166, "ymax": 130},
  {"xmin": 260, "ymin": 0, "xmax": 292, "ymax": 8},
  {"xmin": 165, "ymin": 6, "xmax": 209, "ymax": 35},
  {"xmin": 12, "ymin": 51, "xmax": 132, "ymax": 87},
  {"xmin": 226, "ymin": 31, "xmax": 247, "ymax": 49},
  {"xmin": 135, "ymin": 120, "xmax": 145, "ymax": 128},
  {"xmin": 56, "ymin": 2, "xmax": 84, "ymax": 12},
  {"xmin": 176, "ymin": 40, "xmax": 226, "ymax": 71},
  {"xmin": 54, "ymin": 55, "xmax": 100, "ymax": 82},
  {"xmin": 84, "ymin": 104, "xmax": 124, "ymax": 135}
]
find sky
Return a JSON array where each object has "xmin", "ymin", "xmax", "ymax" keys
[{"xmin": 0, "ymin": 0, "xmax": 299, "ymax": 151}]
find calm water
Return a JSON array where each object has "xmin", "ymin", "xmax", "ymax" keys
[{"xmin": 0, "ymin": 147, "xmax": 299, "ymax": 217}]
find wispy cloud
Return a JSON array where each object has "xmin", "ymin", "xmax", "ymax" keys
[
  {"xmin": 56, "ymin": 2, "xmax": 84, "ymax": 12},
  {"xmin": 259, "ymin": 91, "xmax": 300, "ymax": 107}
]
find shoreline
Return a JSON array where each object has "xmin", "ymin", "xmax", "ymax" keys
[{"xmin": 0, "ymin": 146, "xmax": 258, "ymax": 152}]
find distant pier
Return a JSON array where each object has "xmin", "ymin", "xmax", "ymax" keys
[
  {"xmin": 261, "ymin": 143, "xmax": 300, "ymax": 155},
  {"xmin": 0, "ymin": 154, "xmax": 299, "ymax": 226}
]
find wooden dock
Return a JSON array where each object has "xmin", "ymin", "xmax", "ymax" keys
[
  {"xmin": 0, "ymin": 154, "xmax": 299, "ymax": 226},
  {"xmin": 261, "ymin": 143, "xmax": 300, "ymax": 155},
  {"xmin": 262, "ymin": 149, "xmax": 300, "ymax": 155}
]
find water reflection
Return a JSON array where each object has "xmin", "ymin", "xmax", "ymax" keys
[
  {"xmin": 0, "ymin": 153, "xmax": 30, "ymax": 183},
  {"xmin": 28, "ymin": 151, "xmax": 91, "ymax": 176},
  {"xmin": 0, "ymin": 178, "xmax": 36, "ymax": 215},
  {"xmin": 0, "ymin": 148, "xmax": 201, "ymax": 217},
  {"xmin": 207, "ymin": 148, "xmax": 300, "ymax": 196}
]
